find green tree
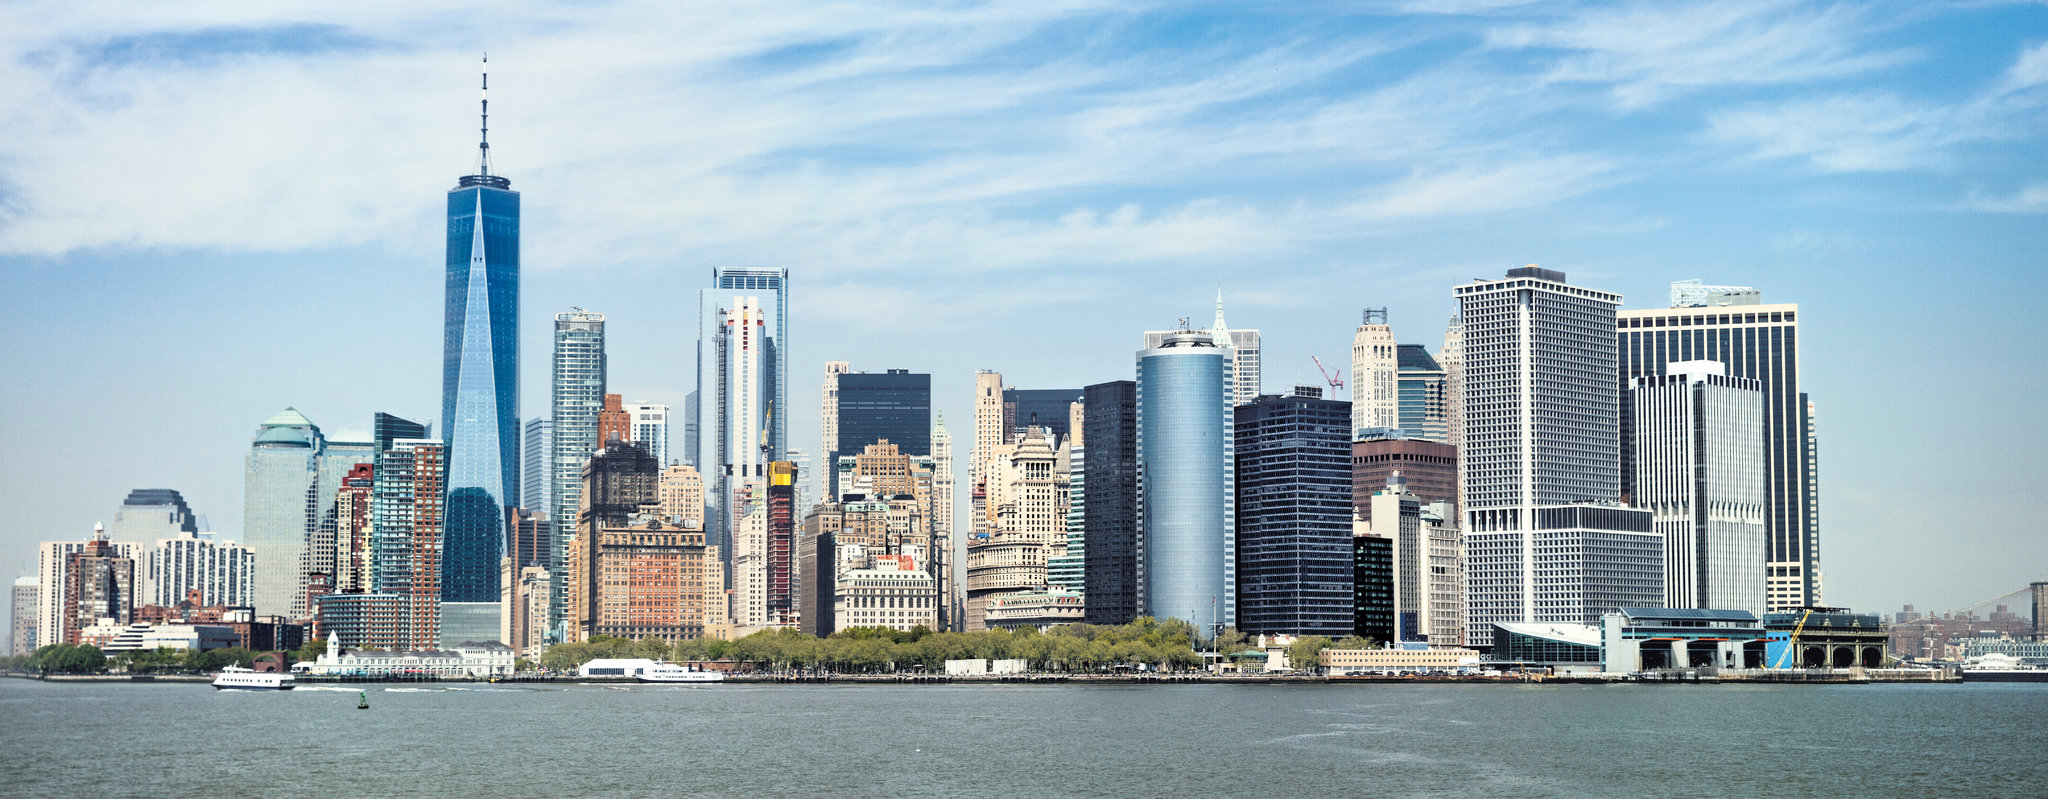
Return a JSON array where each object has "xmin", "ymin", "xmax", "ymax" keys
[
  {"xmin": 1331, "ymin": 635, "xmax": 1377, "ymax": 651},
  {"xmin": 1286, "ymin": 636, "xmax": 1335, "ymax": 672},
  {"xmin": 296, "ymin": 638, "xmax": 329, "ymax": 664}
]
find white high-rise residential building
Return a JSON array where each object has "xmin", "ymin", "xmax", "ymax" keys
[
  {"xmin": 1351, "ymin": 309, "xmax": 1397, "ymax": 436},
  {"xmin": 145, "ymin": 531, "xmax": 254, "ymax": 608},
  {"xmin": 710, "ymin": 296, "xmax": 774, "ymax": 627},
  {"xmin": 1456, "ymin": 266, "xmax": 1660, "ymax": 644},
  {"xmin": 626, "ymin": 403, "xmax": 670, "ymax": 465},
  {"xmin": 1619, "ymin": 283, "xmax": 1817, "ymax": 611},
  {"xmin": 550, "ymin": 308, "xmax": 606, "ymax": 631},
  {"xmin": 1632, "ymin": 361, "xmax": 1766, "ymax": 617},
  {"xmin": 11, "ymin": 576, "xmax": 38, "ymax": 657}
]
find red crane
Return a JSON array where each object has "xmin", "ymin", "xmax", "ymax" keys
[{"xmin": 1311, "ymin": 356, "xmax": 1346, "ymax": 395}]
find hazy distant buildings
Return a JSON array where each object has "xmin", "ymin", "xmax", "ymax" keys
[
  {"xmin": 1137, "ymin": 328, "xmax": 1236, "ymax": 631},
  {"xmin": 1234, "ymin": 389, "xmax": 1354, "ymax": 637},
  {"xmin": 442, "ymin": 130, "xmax": 523, "ymax": 615},
  {"xmin": 1350, "ymin": 309, "xmax": 1397, "ymax": 436},
  {"xmin": 243, "ymin": 409, "xmax": 374, "ymax": 620},
  {"xmin": 1632, "ymin": 361, "xmax": 1767, "ymax": 617},
  {"xmin": 1619, "ymin": 281, "xmax": 1817, "ymax": 611},
  {"xmin": 1440, "ymin": 313, "xmax": 1466, "ymax": 452},
  {"xmin": 1456, "ymin": 267, "xmax": 1660, "ymax": 644},
  {"xmin": 522, "ymin": 417, "xmax": 552, "ymax": 523},
  {"xmin": 11, "ymin": 577, "xmax": 38, "ymax": 656},
  {"xmin": 107, "ymin": 489, "xmax": 200, "ymax": 546},
  {"xmin": 627, "ymin": 403, "xmax": 670, "ymax": 464}
]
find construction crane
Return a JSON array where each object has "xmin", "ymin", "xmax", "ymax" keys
[
  {"xmin": 1771, "ymin": 609, "xmax": 1815, "ymax": 669},
  {"xmin": 1311, "ymin": 356, "xmax": 1346, "ymax": 395}
]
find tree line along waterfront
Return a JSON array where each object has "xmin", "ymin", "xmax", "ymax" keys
[{"xmin": 539, "ymin": 619, "xmax": 1373, "ymax": 674}]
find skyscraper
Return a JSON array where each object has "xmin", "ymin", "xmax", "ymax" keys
[
  {"xmin": 831, "ymin": 369, "xmax": 931, "ymax": 499},
  {"xmin": 549, "ymin": 308, "xmax": 605, "ymax": 631},
  {"xmin": 523, "ymin": 417, "xmax": 552, "ymax": 521},
  {"xmin": 107, "ymin": 489, "xmax": 200, "ymax": 546},
  {"xmin": 1618, "ymin": 281, "xmax": 1817, "ymax": 610},
  {"xmin": 695, "ymin": 269, "xmax": 788, "ymax": 564},
  {"xmin": 627, "ymin": 403, "xmax": 670, "ymax": 465},
  {"xmin": 1441, "ymin": 313, "xmax": 1466, "ymax": 453},
  {"xmin": 37, "ymin": 532, "xmax": 140, "ymax": 649},
  {"xmin": 243, "ymin": 409, "xmax": 375, "ymax": 620},
  {"xmin": 821, "ymin": 361, "xmax": 852, "ymax": 504},
  {"xmin": 372, "ymin": 438, "xmax": 447, "ymax": 648},
  {"xmin": 1234, "ymin": 388, "xmax": 1354, "ymax": 637},
  {"xmin": 61, "ymin": 528, "xmax": 135, "ymax": 645},
  {"xmin": 1632, "ymin": 361, "xmax": 1767, "ymax": 617},
  {"xmin": 931, "ymin": 416, "xmax": 956, "ymax": 628},
  {"xmin": 1395, "ymin": 344, "xmax": 1448, "ymax": 442},
  {"xmin": 10, "ymin": 577, "xmax": 37, "ymax": 657},
  {"xmin": 1002, "ymin": 387, "xmax": 1084, "ymax": 443},
  {"xmin": 1082, "ymin": 380, "xmax": 1139, "ymax": 625},
  {"xmin": 1136, "ymin": 329, "xmax": 1236, "ymax": 631},
  {"xmin": 1456, "ymin": 266, "xmax": 1659, "ymax": 644},
  {"xmin": 442, "ymin": 61, "xmax": 521, "ymax": 612},
  {"xmin": 1351, "ymin": 309, "xmax": 1397, "ymax": 436},
  {"xmin": 1142, "ymin": 292, "xmax": 1260, "ymax": 406}
]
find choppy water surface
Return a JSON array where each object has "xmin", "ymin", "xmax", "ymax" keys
[{"xmin": 3, "ymin": 680, "xmax": 2042, "ymax": 798}]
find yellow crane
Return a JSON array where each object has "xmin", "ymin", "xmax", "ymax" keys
[{"xmin": 1771, "ymin": 609, "xmax": 1814, "ymax": 669}]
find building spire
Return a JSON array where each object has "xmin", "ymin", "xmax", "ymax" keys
[
  {"xmin": 1211, "ymin": 287, "xmax": 1231, "ymax": 348},
  {"xmin": 478, "ymin": 53, "xmax": 492, "ymax": 177}
]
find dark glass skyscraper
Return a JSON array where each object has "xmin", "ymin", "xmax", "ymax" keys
[
  {"xmin": 1003, "ymin": 387, "xmax": 1082, "ymax": 443},
  {"xmin": 1083, "ymin": 380, "xmax": 1138, "ymax": 625},
  {"xmin": 441, "ymin": 67, "xmax": 520, "ymax": 605},
  {"xmin": 1234, "ymin": 389, "xmax": 1355, "ymax": 637},
  {"xmin": 830, "ymin": 370, "xmax": 930, "ymax": 498}
]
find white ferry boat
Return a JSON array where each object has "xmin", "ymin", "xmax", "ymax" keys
[
  {"xmin": 637, "ymin": 662, "xmax": 725, "ymax": 684},
  {"xmin": 213, "ymin": 665, "xmax": 296, "ymax": 690}
]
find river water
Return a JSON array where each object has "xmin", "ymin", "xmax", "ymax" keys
[{"xmin": 2, "ymin": 679, "xmax": 2042, "ymax": 797}]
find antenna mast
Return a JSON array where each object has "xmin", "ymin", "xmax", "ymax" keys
[{"xmin": 479, "ymin": 53, "xmax": 492, "ymax": 176}]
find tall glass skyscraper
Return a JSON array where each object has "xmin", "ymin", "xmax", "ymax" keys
[
  {"xmin": 243, "ymin": 408, "xmax": 376, "ymax": 620},
  {"xmin": 549, "ymin": 309, "xmax": 605, "ymax": 629},
  {"xmin": 695, "ymin": 267, "xmax": 788, "ymax": 561},
  {"xmin": 1082, "ymin": 380, "xmax": 1139, "ymax": 625},
  {"xmin": 1233, "ymin": 389, "xmax": 1354, "ymax": 636},
  {"xmin": 441, "ymin": 71, "xmax": 520, "ymax": 607},
  {"xmin": 1136, "ymin": 331, "xmax": 1236, "ymax": 633},
  {"xmin": 1632, "ymin": 361, "xmax": 1767, "ymax": 617}
]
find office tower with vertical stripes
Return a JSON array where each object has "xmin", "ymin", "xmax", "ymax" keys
[
  {"xmin": 549, "ymin": 309, "xmax": 605, "ymax": 629},
  {"xmin": 1619, "ymin": 281, "xmax": 1816, "ymax": 610},
  {"xmin": 1455, "ymin": 267, "xmax": 1659, "ymax": 645},
  {"xmin": 1632, "ymin": 361, "xmax": 1767, "ymax": 617}
]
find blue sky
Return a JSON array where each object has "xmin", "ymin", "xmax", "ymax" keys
[{"xmin": 2, "ymin": 1, "xmax": 2044, "ymax": 616}]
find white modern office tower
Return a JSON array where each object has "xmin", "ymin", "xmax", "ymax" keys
[
  {"xmin": 243, "ymin": 408, "xmax": 374, "ymax": 620},
  {"xmin": 1134, "ymin": 328, "xmax": 1236, "ymax": 629},
  {"xmin": 549, "ymin": 308, "xmax": 605, "ymax": 630},
  {"xmin": 1455, "ymin": 267, "xmax": 1660, "ymax": 645},
  {"xmin": 145, "ymin": 531, "xmax": 254, "ymax": 608},
  {"xmin": 1351, "ymin": 309, "xmax": 1398, "ymax": 436},
  {"xmin": 522, "ymin": 417, "xmax": 551, "ymax": 515},
  {"xmin": 696, "ymin": 268, "xmax": 788, "ymax": 568},
  {"xmin": 626, "ymin": 403, "xmax": 670, "ymax": 464},
  {"xmin": 1632, "ymin": 361, "xmax": 1767, "ymax": 617},
  {"xmin": 821, "ymin": 361, "xmax": 852, "ymax": 503},
  {"xmin": 1619, "ymin": 281, "xmax": 1817, "ymax": 611},
  {"xmin": 1143, "ymin": 293, "xmax": 1260, "ymax": 406},
  {"xmin": 1441, "ymin": 314, "xmax": 1465, "ymax": 453}
]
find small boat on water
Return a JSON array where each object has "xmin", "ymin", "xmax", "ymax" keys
[
  {"xmin": 637, "ymin": 662, "xmax": 725, "ymax": 684},
  {"xmin": 213, "ymin": 665, "xmax": 296, "ymax": 690}
]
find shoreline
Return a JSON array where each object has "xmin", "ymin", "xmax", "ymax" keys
[{"xmin": 5, "ymin": 670, "xmax": 1980, "ymax": 685}]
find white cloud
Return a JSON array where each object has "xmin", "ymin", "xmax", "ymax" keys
[
  {"xmin": 1962, "ymin": 183, "xmax": 2048, "ymax": 214},
  {"xmin": 1341, "ymin": 155, "xmax": 1616, "ymax": 219},
  {"xmin": 1487, "ymin": 1, "xmax": 1914, "ymax": 106}
]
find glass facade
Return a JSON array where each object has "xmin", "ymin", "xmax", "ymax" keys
[
  {"xmin": 1352, "ymin": 535, "xmax": 1393, "ymax": 644},
  {"xmin": 443, "ymin": 181, "xmax": 520, "ymax": 604},
  {"xmin": 1136, "ymin": 334, "xmax": 1235, "ymax": 632},
  {"xmin": 1618, "ymin": 302, "xmax": 1815, "ymax": 610},
  {"xmin": 1395, "ymin": 344, "xmax": 1448, "ymax": 443},
  {"xmin": 1003, "ymin": 387, "xmax": 1082, "ymax": 443},
  {"xmin": 1083, "ymin": 381, "xmax": 1139, "ymax": 625},
  {"xmin": 833, "ymin": 370, "xmax": 931, "ymax": 498},
  {"xmin": 1233, "ymin": 393, "xmax": 1355, "ymax": 636},
  {"xmin": 550, "ymin": 310, "xmax": 605, "ymax": 629},
  {"xmin": 695, "ymin": 267, "xmax": 787, "ymax": 565}
]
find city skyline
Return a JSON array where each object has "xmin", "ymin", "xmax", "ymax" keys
[{"xmin": 4, "ymin": 2, "xmax": 2047, "ymax": 618}]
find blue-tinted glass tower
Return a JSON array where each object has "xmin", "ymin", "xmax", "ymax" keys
[
  {"xmin": 440, "ymin": 62, "xmax": 519, "ymax": 604},
  {"xmin": 1135, "ymin": 331, "xmax": 1236, "ymax": 634}
]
